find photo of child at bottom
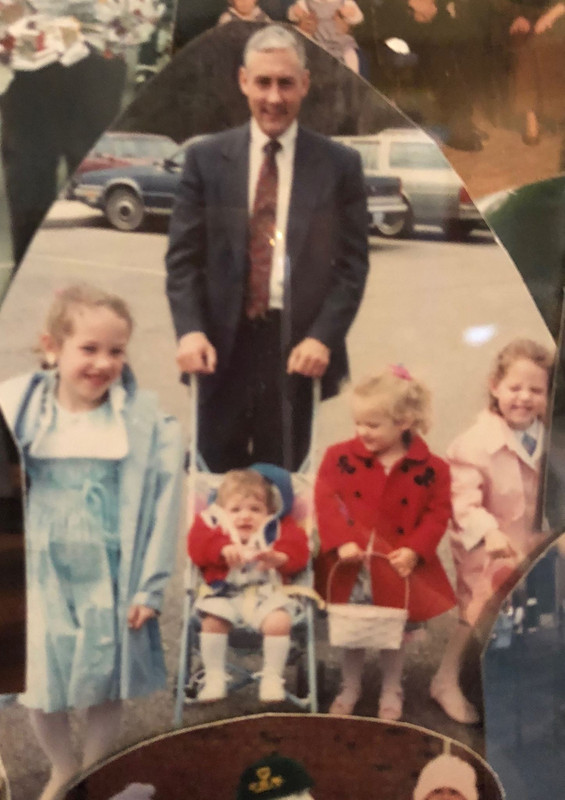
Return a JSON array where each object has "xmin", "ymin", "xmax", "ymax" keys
[
  {"xmin": 431, "ymin": 338, "xmax": 554, "ymax": 725},
  {"xmin": 315, "ymin": 367, "xmax": 456, "ymax": 721},
  {"xmin": 412, "ymin": 753, "xmax": 478, "ymax": 800},
  {"xmin": 0, "ymin": 284, "xmax": 184, "ymax": 800},
  {"xmin": 188, "ymin": 466, "xmax": 310, "ymax": 703}
]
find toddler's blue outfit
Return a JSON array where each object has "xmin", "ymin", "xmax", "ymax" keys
[{"xmin": 0, "ymin": 367, "xmax": 184, "ymax": 713}]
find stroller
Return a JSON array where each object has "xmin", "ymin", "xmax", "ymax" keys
[{"xmin": 173, "ymin": 379, "xmax": 322, "ymax": 726}]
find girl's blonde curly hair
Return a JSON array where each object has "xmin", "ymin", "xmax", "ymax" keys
[{"xmin": 352, "ymin": 367, "xmax": 431, "ymax": 434}]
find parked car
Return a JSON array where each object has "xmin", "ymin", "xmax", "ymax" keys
[
  {"xmin": 333, "ymin": 128, "xmax": 483, "ymax": 239},
  {"xmin": 72, "ymin": 141, "xmax": 192, "ymax": 231},
  {"xmin": 73, "ymin": 136, "xmax": 408, "ymax": 233},
  {"xmin": 75, "ymin": 132, "xmax": 177, "ymax": 175}
]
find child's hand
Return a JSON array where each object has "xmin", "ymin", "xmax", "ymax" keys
[
  {"xmin": 292, "ymin": 5, "xmax": 318, "ymax": 34},
  {"xmin": 388, "ymin": 547, "xmax": 419, "ymax": 578},
  {"xmin": 337, "ymin": 542, "xmax": 365, "ymax": 562},
  {"xmin": 333, "ymin": 9, "xmax": 351, "ymax": 34},
  {"xmin": 484, "ymin": 529, "xmax": 516, "ymax": 559},
  {"xmin": 253, "ymin": 549, "xmax": 289, "ymax": 571},
  {"xmin": 221, "ymin": 543, "xmax": 246, "ymax": 568},
  {"xmin": 510, "ymin": 15, "xmax": 531, "ymax": 34},
  {"xmin": 127, "ymin": 604, "xmax": 157, "ymax": 630}
]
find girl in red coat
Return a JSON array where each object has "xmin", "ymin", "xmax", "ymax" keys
[{"xmin": 315, "ymin": 367, "xmax": 455, "ymax": 721}]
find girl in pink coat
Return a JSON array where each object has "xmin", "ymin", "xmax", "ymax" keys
[
  {"xmin": 315, "ymin": 367, "xmax": 456, "ymax": 721},
  {"xmin": 431, "ymin": 338, "xmax": 554, "ymax": 725}
]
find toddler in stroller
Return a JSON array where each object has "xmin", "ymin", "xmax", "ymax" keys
[{"xmin": 188, "ymin": 465, "xmax": 310, "ymax": 702}]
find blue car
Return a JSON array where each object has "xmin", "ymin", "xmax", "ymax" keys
[
  {"xmin": 72, "ymin": 136, "xmax": 408, "ymax": 233},
  {"xmin": 71, "ymin": 141, "xmax": 191, "ymax": 232}
]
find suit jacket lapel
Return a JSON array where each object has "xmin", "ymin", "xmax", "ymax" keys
[
  {"xmin": 221, "ymin": 124, "xmax": 250, "ymax": 277},
  {"xmin": 286, "ymin": 127, "xmax": 323, "ymax": 277}
]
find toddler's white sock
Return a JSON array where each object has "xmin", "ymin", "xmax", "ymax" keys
[
  {"xmin": 200, "ymin": 631, "xmax": 228, "ymax": 676},
  {"xmin": 262, "ymin": 635, "xmax": 291, "ymax": 678},
  {"xmin": 259, "ymin": 635, "xmax": 290, "ymax": 702}
]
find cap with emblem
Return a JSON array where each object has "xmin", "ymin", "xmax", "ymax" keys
[{"xmin": 237, "ymin": 754, "xmax": 314, "ymax": 800}]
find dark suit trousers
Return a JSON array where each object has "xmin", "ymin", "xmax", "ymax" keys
[{"xmin": 198, "ymin": 312, "xmax": 313, "ymax": 472}]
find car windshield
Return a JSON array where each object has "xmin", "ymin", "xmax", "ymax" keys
[
  {"xmin": 112, "ymin": 137, "xmax": 176, "ymax": 160},
  {"xmin": 389, "ymin": 141, "xmax": 448, "ymax": 170}
]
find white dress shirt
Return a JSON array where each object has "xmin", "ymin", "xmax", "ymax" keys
[{"xmin": 248, "ymin": 118, "xmax": 297, "ymax": 310}]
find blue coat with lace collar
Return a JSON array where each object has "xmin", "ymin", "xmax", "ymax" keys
[{"xmin": 0, "ymin": 368, "xmax": 183, "ymax": 708}]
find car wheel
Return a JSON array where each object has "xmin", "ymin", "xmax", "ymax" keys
[
  {"xmin": 373, "ymin": 205, "xmax": 413, "ymax": 239},
  {"xmin": 444, "ymin": 219, "xmax": 473, "ymax": 241},
  {"xmin": 104, "ymin": 187, "xmax": 145, "ymax": 232}
]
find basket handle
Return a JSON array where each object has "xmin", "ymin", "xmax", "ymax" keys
[{"xmin": 326, "ymin": 551, "xmax": 410, "ymax": 611}]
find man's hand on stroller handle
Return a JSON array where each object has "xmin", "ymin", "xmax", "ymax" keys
[
  {"xmin": 287, "ymin": 337, "xmax": 330, "ymax": 378},
  {"xmin": 176, "ymin": 332, "xmax": 217, "ymax": 374}
]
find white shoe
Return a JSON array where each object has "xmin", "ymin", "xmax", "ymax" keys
[
  {"xmin": 430, "ymin": 677, "xmax": 479, "ymax": 724},
  {"xmin": 198, "ymin": 671, "xmax": 227, "ymax": 702},
  {"xmin": 259, "ymin": 673, "xmax": 286, "ymax": 703}
]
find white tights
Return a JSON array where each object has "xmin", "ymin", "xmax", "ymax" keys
[
  {"xmin": 30, "ymin": 699, "xmax": 122, "ymax": 800},
  {"xmin": 337, "ymin": 643, "xmax": 406, "ymax": 702}
]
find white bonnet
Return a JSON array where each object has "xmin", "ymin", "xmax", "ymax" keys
[{"xmin": 413, "ymin": 754, "xmax": 478, "ymax": 800}]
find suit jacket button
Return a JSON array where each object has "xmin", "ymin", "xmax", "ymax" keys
[
  {"xmin": 396, "ymin": 526, "xmax": 404, "ymax": 535},
  {"xmin": 347, "ymin": 519, "xmax": 355, "ymax": 526},
  {"xmin": 401, "ymin": 497, "xmax": 408, "ymax": 506},
  {"xmin": 401, "ymin": 462, "xmax": 410, "ymax": 473}
]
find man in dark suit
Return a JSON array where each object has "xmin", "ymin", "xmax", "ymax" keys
[{"xmin": 166, "ymin": 24, "xmax": 369, "ymax": 471}]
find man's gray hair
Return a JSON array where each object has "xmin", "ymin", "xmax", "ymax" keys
[{"xmin": 243, "ymin": 24, "xmax": 307, "ymax": 68}]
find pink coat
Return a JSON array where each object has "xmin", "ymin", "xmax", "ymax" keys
[{"xmin": 447, "ymin": 409, "xmax": 548, "ymax": 623}]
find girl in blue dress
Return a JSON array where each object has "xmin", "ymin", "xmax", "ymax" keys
[{"xmin": 0, "ymin": 284, "xmax": 184, "ymax": 800}]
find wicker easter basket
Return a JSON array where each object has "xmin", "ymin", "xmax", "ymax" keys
[{"xmin": 326, "ymin": 553, "xmax": 409, "ymax": 650}]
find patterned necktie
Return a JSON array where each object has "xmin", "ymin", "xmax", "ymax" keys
[
  {"xmin": 246, "ymin": 139, "xmax": 281, "ymax": 320},
  {"xmin": 522, "ymin": 431, "xmax": 537, "ymax": 456}
]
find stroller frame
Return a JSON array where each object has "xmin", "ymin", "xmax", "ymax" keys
[{"xmin": 173, "ymin": 378, "xmax": 321, "ymax": 726}]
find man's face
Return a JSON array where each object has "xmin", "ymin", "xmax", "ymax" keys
[
  {"xmin": 408, "ymin": 0, "xmax": 438, "ymax": 23},
  {"xmin": 239, "ymin": 47, "xmax": 310, "ymax": 138}
]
